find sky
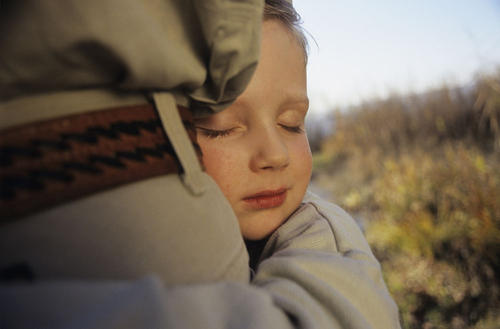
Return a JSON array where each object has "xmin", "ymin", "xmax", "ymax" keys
[{"xmin": 293, "ymin": 0, "xmax": 500, "ymax": 115}]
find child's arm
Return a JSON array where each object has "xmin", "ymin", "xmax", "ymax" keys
[{"xmin": 250, "ymin": 191, "xmax": 401, "ymax": 328}]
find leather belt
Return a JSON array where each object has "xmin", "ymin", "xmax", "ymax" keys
[{"xmin": 0, "ymin": 103, "xmax": 200, "ymax": 221}]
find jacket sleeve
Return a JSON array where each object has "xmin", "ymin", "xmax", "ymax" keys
[{"xmin": 0, "ymin": 192, "xmax": 401, "ymax": 329}]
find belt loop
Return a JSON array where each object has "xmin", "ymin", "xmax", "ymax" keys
[{"xmin": 153, "ymin": 92, "xmax": 206, "ymax": 195}]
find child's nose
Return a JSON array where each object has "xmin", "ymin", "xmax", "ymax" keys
[{"xmin": 250, "ymin": 128, "xmax": 290, "ymax": 172}]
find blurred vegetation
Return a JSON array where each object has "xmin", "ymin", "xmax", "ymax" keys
[{"xmin": 310, "ymin": 69, "xmax": 500, "ymax": 329}]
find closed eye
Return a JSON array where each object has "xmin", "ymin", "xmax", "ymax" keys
[
  {"xmin": 279, "ymin": 124, "xmax": 304, "ymax": 134},
  {"xmin": 196, "ymin": 126, "xmax": 234, "ymax": 138}
]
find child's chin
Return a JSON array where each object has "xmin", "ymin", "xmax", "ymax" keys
[
  {"xmin": 240, "ymin": 216, "xmax": 284, "ymax": 241},
  {"xmin": 241, "ymin": 228, "xmax": 271, "ymax": 241}
]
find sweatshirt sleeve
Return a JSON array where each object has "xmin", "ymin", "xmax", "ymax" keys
[
  {"xmin": 0, "ymin": 192, "xmax": 401, "ymax": 329},
  {"xmin": 250, "ymin": 191, "xmax": 401, "ymax": 328}
]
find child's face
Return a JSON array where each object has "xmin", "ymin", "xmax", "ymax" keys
[{"xmin": 195, "ymin": 20, "xmax": 312, "ymax": 240}]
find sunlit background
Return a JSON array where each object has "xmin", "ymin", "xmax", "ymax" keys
[
  {"xmin": 294, "ymin": 1, "xmax": 500, "ymax": 328},
  {"xmin": 295, "ymin": 0, "xmax": 500, "ymax": 114}
]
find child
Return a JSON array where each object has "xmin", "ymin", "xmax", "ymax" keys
[{"xmin": 195, "ymin": 0, "xmax": 402, "ymax": 327}]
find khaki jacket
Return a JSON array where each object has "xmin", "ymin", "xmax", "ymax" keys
[{"xmin": 0, "ymin": 0, "xmax": 263, "ymax": 284}]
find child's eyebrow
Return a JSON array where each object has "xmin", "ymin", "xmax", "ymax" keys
[
  {"xmin": 282, "ymin": 95, "xmax": 309, "ymax": 111},
  {"xmin": 233, "ymin": 94, "xmax": 309, "ymax": 112}
]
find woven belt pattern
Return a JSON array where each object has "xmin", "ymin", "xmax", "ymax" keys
[{"xmin": 0, "ymin": 104, "xmax": 200, "ymax": 221}]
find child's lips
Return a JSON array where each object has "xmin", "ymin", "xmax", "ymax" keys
[{"xmin": 243, "ymin": 188, "xmax": 287, "ymax": 209}]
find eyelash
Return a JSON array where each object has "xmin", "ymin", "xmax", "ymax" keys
[
  {"xmin": 196, "ymin": 127, "xmax": 233, "ymax": 139},
  {"xmin": 280, "ymin": 124, "xmax": 304, "ymax": 134},
  {"xmin": 196, "ymin": 124, "xmax": 303, "ymax": 139}
]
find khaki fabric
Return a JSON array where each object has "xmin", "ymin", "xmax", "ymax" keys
[
  {"xmin": 0, "ymin": 173, "xmax": 248, "ymax": 284},
  {"xmin": 0, "ymin": 0, "xmax": 263, "ymax": 115},
  {"xmin": 0, "ymin": 191, "xmax": 401, "ymax": 328},
  {"xmin": 0, "ymin": 0, "xmax": 262, "ymax": 284},
  {"xmin": 0, "ymin": 89, "xmax": 149, "ymax": 130}
]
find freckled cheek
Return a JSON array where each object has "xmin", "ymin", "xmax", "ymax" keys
[
  {"xmin": 290, "ymin": 138, "xmax": 312, "ymax": 180},
  {"xmin": 201, "ymin": 145, "xmax": 244, "ymax": 198}
]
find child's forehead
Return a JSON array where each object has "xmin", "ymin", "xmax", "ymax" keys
[
  {"xmin": 262, "ymin": 19, "xmax": 303, "ymax": 50},
  {"xmin": 262, "ymin": 17, "xmax": 307, "ymax": 65}
]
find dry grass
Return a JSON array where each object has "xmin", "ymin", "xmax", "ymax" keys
[{"xmin": 311, "ymin": 69, "xmax": 500, "ymax": 328}]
